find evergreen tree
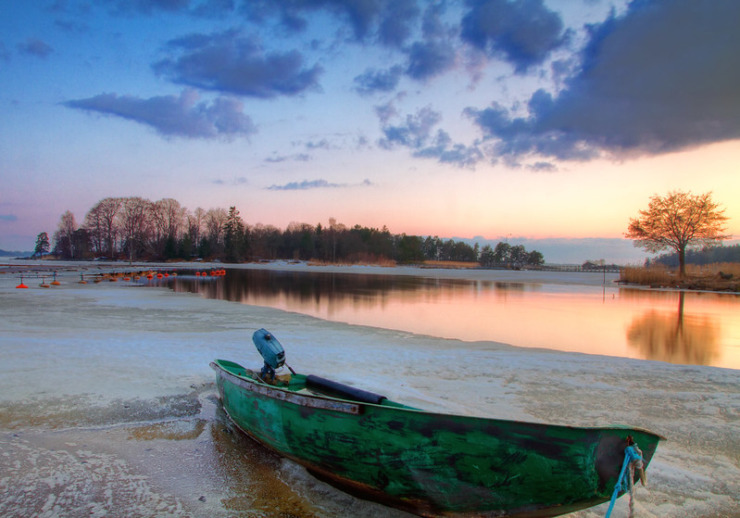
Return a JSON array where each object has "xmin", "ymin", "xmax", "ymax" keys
[
  {"xmin": 223, "ymin": 206, "xmax": 246, "ymax": 263},
  {"xmin": 34, "ymin": 232, "xmax": 50, "ymax": 258}
]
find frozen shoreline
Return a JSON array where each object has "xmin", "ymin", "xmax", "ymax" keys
[
  {"xmin": 0, "ymin": 266, "xmax": 738, "ymax": 517},
  {"xmin": 2, "ymin": 258, "xmax": 620, "ymax": 287}
]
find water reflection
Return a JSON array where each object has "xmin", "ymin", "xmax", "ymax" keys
[
  {"xmin": 169, "ymin": 269, "xmax": 527, "ymax": 316},
  {"xmin": 627, "ymin": 292, "xmax": 720, "ymax": 366},
  {"xmin": 159, "ymin": 269, "xmax": 739, "ymax": 369}
]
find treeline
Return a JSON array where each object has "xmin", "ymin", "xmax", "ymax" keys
[
  {"xmin": 650, "ymin": 244, "xmax": 740, "ymax": 267},
  {"xmin": 34, "ymin": 196, "xmax": 545, "ymax": 267}
]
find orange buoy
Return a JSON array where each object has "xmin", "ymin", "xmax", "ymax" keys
[
  {"xmin": 16, "ymin": 277, "xmax": 28, "ymax": 289},
  {"xmin": 195, "ymin": 271, "xmax": 201, "ymax": 277}
]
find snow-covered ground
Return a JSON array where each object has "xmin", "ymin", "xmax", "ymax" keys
[{"xmin": 0, "ymin": 264, "xmax": 737, "ymax": 517}]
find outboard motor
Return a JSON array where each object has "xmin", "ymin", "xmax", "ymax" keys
[{"xmin": 252, "ymin": 328, "xmax": 285, "ymax": 380}]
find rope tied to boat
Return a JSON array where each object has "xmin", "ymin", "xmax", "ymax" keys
[{"xmin": 605, "ymin": 436, "xmax": 646, "ymax": 518}]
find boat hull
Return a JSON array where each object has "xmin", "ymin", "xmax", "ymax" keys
[{"xmin": 211, "ymin": 360, "xmax": 660, "ymax": 517}]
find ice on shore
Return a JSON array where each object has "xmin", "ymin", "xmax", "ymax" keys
[{"xmin": 0, "ymin": 269, "xmax": 738, "ymax": 517}]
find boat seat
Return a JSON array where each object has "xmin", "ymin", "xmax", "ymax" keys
[{"xmin": 306, "ymin": 375, "xmax": 387, "ymax": 405}]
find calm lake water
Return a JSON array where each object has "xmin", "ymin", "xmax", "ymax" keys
[{"xmin": 164, "ymin": 269, "xmax": 740, "ymax": 370}]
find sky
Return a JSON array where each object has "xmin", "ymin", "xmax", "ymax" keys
[{"xmin": 1, "ymin": 0, "xmax": 738, "ymax": 263}]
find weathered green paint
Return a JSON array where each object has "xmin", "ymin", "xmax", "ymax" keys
[{"xmin": 211, "ymin": 359, "xmax": 662, "ymax": 517}]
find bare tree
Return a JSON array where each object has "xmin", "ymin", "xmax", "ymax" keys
[
  {"xmin": 626, "ymin": 191, "xmax": 730, "ymax": 277},
  {"xmin": 84, "ymin": 197, "xmax": 121, "ymax": 258},
  {"xmin": 188, "ymin": 207, "xmax": 205, "ymax": 249},
  {"xmin": 149, "ymin": 198, "xmax": 186, "ymax": 258},
  {"xmin": 203, "ymin": 207, "xmax": 228, "ymax": 257},
  {"xmin": 53, "ymin": 210, "xmax": 77, "ymax": 258},
  {"xmin": 118, "ymin": 197, "xmax": 152, "ymax": 262}
]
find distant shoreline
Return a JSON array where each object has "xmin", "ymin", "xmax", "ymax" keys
[
  {"xmin": 8, "ymin": 259, "xmax": 738, "ymax": 293},
  {"xmin": 2, "ymin": 258, "xmax": 618, "ymax": 288}
]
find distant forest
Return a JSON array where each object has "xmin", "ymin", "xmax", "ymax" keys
[
  {"xmin": 35, "ymin": 196, "xmax": 545, "ymax": 267},
  {"xmin": 650, "ymin": 244, "xmax": 740, "ymax": 267},
  {"xmin": 0, "ymin": 249, "xmax": 28, "ymax": 257}
]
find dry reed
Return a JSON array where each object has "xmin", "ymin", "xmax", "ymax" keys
[{"xmin": 620, "ymin": 263, "xmax": 740, "ymax": 292}]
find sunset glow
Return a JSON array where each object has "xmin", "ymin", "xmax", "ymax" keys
[{"xmin": 1, "ymin": 1, "xmax": 738, "ymax": 263}]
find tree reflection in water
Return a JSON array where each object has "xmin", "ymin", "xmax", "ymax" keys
[
  {"xmin": 151, "ymin": 269, "xmax": 737, "ymax": 368},
  {"xmin": 626, "ymin": 292, "xmax": 720, "ymax": 366}
]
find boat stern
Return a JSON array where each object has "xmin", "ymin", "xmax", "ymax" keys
[{"xmin": 594, "ymin": 428, "xmax": 663, "ymax": 494}]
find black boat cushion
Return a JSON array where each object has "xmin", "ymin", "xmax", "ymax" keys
[{"xmin": 306, "ymin": 375, "xmax": 387, "ymax": 405}]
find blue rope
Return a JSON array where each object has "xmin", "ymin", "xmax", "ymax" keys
[{"xmin": 605, "ymin": 445, "xmax": 643, "ymax": 518}]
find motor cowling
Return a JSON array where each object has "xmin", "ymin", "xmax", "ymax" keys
[{"xmin": 253, "ymin": 328, "xmax": 285, "ymax": 380}]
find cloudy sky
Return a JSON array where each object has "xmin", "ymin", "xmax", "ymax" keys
[{"xmin": 1, "ymin": 0, "xmax": 738, "ymax": 262}]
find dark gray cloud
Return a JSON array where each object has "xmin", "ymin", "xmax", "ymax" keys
[
  {"xmin": 305, "ymin": 139, "xmax": 333, "ymax": 150},
  {"xmin": 378, "ymin": 105, "xmax": 441, "ymax": 149},
  {"xmin": 360, "ymin": 3, "xmax": 460, "ymax": 87},
  {"xmin": 527, "ymin": 161, "xmax": 557, "ymax": 173},
  {"xmin": 268, "ymin": 178, "xmax": 373, "ymax": 190},
  {"xmin": 378, "ymin": 105, "xmax": 483, "ymax": 167},
  {"xmin": 421, "ymin": 2, "xmax": 448, "ymax": 39},
  {"xmin": 153, "ymin": 30, "xmax": 323, "ymax": 98},
  {"xmin": 461, "ymin": 0, "xmax": 566, "ymax": 72},
  {"xmin": 374, "ymin": 101, "xmax": 399, "ymax": 124},
  {"xmin": 413, "ymin": 130, "xmax": 483, "ymax": 168},
  {"xmin": 212, "ymin": 176, "xmax": 247, "ymax": 185},
  {"xmin": 378, "ymin": 0, "xmax": 420, "ymax": 47},
  {"xmin": 467, "ymin": 0, "xmax": 740, "ymax": 161},
  {"xmin": 268, "ymin": 178, "xmax": 360, "ymax": 190},
  {"xmin": 242, "ymin": 0, "xmax": 419, "ymax": 47},
  {"xmin": 354, "ymin": 66, "xmax": 404, "ymax": 95},
  {"xmin": 405, "ymin": 39, "xmax": 457, "ymax": 80},
  {"xmin": 65, "ymin": 89, "xmax": 256, "ymax": 139},
  {"xmin": 265, "ymin": 153, "xmax": 311, "ymax": 163},
  {"xmin": 17, "ymin": 38, "xmax": 53, "ymax": 58}
]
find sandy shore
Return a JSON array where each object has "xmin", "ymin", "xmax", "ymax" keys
[{"xmin": 0, "ymin": 263, "xmax": 738, "ymax": 517}]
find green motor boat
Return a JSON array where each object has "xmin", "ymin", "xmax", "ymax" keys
[{"xmin": 211, "ymin": 329, "xmax": 662, "ymax": 517}]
